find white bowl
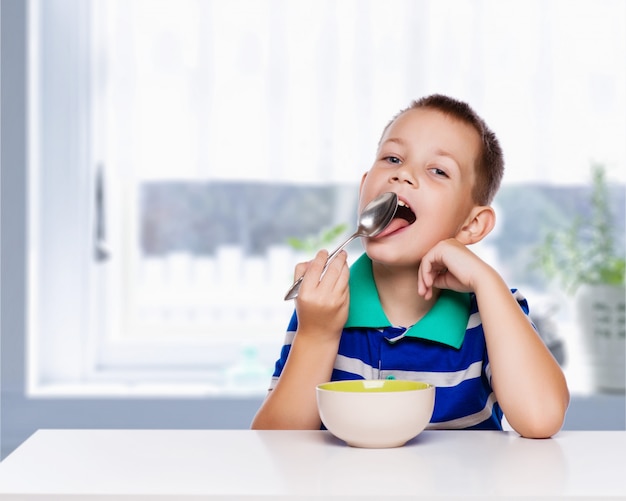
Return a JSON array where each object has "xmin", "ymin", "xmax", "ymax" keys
[{"xmin": 316, "ymin": 379, "xmax": 435, "ymax": 448}]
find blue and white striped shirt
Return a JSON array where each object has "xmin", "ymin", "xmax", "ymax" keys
[{"xmin": 270, "ymin": 253, "xmax": 531, "ymax": 430}]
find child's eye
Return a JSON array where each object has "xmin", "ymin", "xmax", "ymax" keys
[
  {"xmin": 430, "ymin": 167, "xmax": 448, "ymax": 178},
  {"xmin": 384, "ymin": 156, "xmax": 401, "ymax": 165}
]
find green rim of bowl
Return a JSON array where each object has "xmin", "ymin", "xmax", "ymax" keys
[{"xmin": 317, "ymin": 380, "xmax": 432, "ymax": 393}]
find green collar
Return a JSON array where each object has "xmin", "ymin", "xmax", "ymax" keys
[{"xmin": 345, "ymin": 253, "xmax": 470, "ymax": 349}]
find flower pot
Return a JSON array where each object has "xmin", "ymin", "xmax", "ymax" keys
[{"xmin": 575, "ymin": 284, "xmax": 625, "ymax": 392}]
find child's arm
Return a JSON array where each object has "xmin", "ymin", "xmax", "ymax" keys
[
  {"xmin": 418, "ymin": 238, "xmax": 570, "ymax": 438},
  {"xmin": 250, "ymin": 249, "xmax": 350, "ymax": 429}
]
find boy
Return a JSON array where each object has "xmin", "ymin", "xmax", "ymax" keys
[{"xmin": 251, "ymin": 94, "xmax": 569, "ymax": 438}]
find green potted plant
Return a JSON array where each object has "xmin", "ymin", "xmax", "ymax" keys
[
  {"xmin": 535, "ymin": 163, "xmax": 625, "ymax": 392},
  {"xmin": 287, "ymin": 223, "xmax": 348, "ymax": 255}
]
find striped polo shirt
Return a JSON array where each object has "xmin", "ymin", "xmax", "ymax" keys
[{"xmin": 270, "ymin": 253, "xmax": 531, "ymax": 430}]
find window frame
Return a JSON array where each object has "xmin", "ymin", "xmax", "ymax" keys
[
  {"xmin": 24, "ymin": 0, "xmax": 289, "ymax": 396},
  {"xmin": 23, "ymin": 0, "xmax": 626, "ymax": 398}
]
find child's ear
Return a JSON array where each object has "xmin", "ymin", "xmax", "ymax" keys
[
  {"xmin": 359, "ymin": 172, "xmax": 368, "ymax": 192},
  {"xmin": 455, "ymin": 206, "xmax": 496, "ymax": 245}
]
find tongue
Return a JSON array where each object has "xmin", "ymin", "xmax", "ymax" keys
[{"xmin": 373, "ymin": 218, "xmax": 410, "ymax": 238}]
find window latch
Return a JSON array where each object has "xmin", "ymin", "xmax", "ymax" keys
[{"xmin": 94, "ymin": 164, "xmax": 111, "ymax": 262}]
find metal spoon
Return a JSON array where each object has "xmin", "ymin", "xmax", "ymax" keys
[{"xmin": 284, "ymin": 192, "xmax": 398, "ymax": 300}]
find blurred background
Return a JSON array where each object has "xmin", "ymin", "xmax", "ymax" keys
[{"xmin": 1, "ymin": 0, "xmax": 625, "ymax": 458}]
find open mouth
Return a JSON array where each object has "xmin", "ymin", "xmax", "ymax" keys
[
  {"xmin": 374, "ymin": 198, "xmax": 416, "ymax": 238},
  {"xmin": 395, "ymin": 199, "xmax": 417, "ymax": 225}
]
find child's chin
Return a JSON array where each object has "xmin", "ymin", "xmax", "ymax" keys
[{"xmin": 364, "ymin": 244, "xmax": 417, "ymax": 266}]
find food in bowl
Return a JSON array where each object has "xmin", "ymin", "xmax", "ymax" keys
[{"xmin": 316, "ymin": 379, "xmax": 435, "ymax": 448}]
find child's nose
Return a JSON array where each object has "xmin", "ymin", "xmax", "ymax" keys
[{"xmin": 391, "ymin": 167, "xmax": 417, "ymax": 186}]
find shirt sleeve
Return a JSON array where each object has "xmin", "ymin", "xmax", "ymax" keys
[{"xmin": 268, "ymin": 310, "xmax": 298, "ymax": 390}]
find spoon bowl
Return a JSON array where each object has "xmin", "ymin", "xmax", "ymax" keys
[{"xmin": 284, "ymin": 192, "xmax": 398, "ymax": 300}]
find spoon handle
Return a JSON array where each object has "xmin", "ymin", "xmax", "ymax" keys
[
  {"xmin": 284, "ymin": 232, "xmax": 359, "ymax": 301},
  {"xmin": 324, "ymin": 232, "xmax": 358, "ymax": 268},
  {"xmin": 283, "ymin": 276, "xmax": 305, "ymax": 301}
]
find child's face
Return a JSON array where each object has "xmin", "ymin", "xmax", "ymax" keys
[{"xmin": 359, "ymin": 107, "xmax": 482, "ymax": 266}]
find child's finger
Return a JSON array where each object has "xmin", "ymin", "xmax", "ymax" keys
[
  {"xmin": 308, "ymin": 249, "xmax": 330, "ymax": 278},
  {"xmin": 417, "ymin": 251, "xmax": 443, "ymax": 299},
  {"xmin": 319, "ymin": 250, "xmax": 348, "ymax": 289},
  {"xmin": 333, "ymin": 256, "xmax": 350, "ymax": 296},
  {"xmin": 294, "ymin": 250, "xmax": 327, "ymax": 280},
  {"xmin": 296, "ymin": 250, "xmax": 330, "ymax": 296},
  {"xmin": 293, "ymin": 260, "xmax": 310, "ymax": 281}
]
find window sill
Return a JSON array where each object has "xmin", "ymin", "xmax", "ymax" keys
[{"xmin": 27, "ymin": 381, "xmax": 270, "ymax": 399}]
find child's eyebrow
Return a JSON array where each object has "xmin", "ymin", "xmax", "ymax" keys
[
  {"xmin": 432, "ymin": 148, "xmax": 461, "ymax": 169},
  {"xmin": 433, "ymin": 148, "xmax": 456, "ymax": 158}
]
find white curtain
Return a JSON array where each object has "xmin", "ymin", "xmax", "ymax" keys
[{"xmin": 97, "ymin": 0, "xmax": 626, "ymax": 186}]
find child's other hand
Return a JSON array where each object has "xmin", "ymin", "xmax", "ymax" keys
[
  {"xmin": 417, "ymin": 238, "xmax": 492, "ymax": 300},
  {"xmin": 293, "ymin": 249, "xmax": 350, "ymax": 341}
]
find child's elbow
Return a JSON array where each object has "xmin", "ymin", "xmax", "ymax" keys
[
  {"xmin": 515, "ymin": 395, "xmax": 569, "ymax": 439},
  {"xmin": 518, "ymin": 416, "xmax": 563, "ymax": 439}
]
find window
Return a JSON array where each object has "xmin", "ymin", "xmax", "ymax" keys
[{"xmin": 27, "ymin": 0, "xmax": 626, "ymax": 396}]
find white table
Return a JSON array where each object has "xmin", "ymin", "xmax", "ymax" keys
[{"xmin": 0, "ymin": 429, "xmax": 624, "ymax": 499}]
